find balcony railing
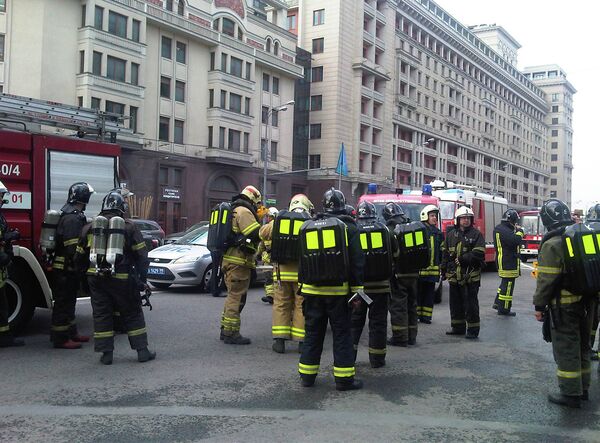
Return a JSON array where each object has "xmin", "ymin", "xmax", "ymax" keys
[
  {"xmin": 79, "ymin": 27, "xmax": 146, "ymax": 56},
  {"xmin": 76, "ymin": 73, "xmax": 145, "ymax": 98}
]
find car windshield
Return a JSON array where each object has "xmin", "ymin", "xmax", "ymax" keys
[
  {"xmin": 521, "ymin": 215, "xmax": 546, "ymax": 236},
  {"xmin": 439, "ymin": 201, "xmax": 456, "ymax": 221},
  {"xmin": 185, "ymin": 221, "xmax": 209, "ymax": 234},
  {"xmin": 175, "ymin": 226, "xmax": 209, "ymax": 245}
]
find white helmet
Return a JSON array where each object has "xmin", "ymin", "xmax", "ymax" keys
[
  {"xmin": 267, "ymin": 207, "xmax": 279, "ymax": 218},
  {"xmin": 420, "ymin": 204, "xmax": 439, "ymax": 222},
  {"xmin": 0, "ymin": 180, "xmax": 9, "ymax": 206},
  {"xmin": 454, "ymin": 205, "xmax": 474, "ymax": 224}
]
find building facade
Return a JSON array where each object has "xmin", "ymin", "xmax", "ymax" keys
[
  {"xmin": 0, "ymin": 0, "xmax": 305, "ymax": 232},
  {"xmin": 523, "ymin": 65, "xmax": 575, "ymax": 205},
  {"xmin": 287, "ymin": 0, "xmax": 570, "ymax": 208}
]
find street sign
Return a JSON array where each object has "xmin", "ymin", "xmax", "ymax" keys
[{"xmin": 265, "ymin": 198, "xmax": 277, "ymax": 205}]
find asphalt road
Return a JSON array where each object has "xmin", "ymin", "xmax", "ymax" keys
[{"xmin": 1, "ymin": 265, "xmax": 599, "ymax": 442}]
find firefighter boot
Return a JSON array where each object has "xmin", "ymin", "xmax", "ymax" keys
[
  {"xmin": 446, "ymin": 328, "xmax": 466, "ymax": 336},
  {"xmin": 387, "ymin": 337, "xmax": 408, "ymax": 347},
  {"xmin": 0, "ymin": 337, "xmax": 25, "ymax": 347},
  {"xmin": 137, "ymin": 347, "xmax": 156, "ymax": 362},
  {"xmin": 100, "ymin": 351, "xmax": 113, "ymax": 365},
  {"xmin": 54, "ymin": 339, "xmax": 82, "ymax": 349},
  {"xmin": 547, "ymin": 392, "xmax": 581, "ymax": 409},
  {"xmin": 497, "ymin": 310, "xmax": 516, "ymax": 317},
  {"xmin": 336, "ymin": 379, "xmax": 363, "ymax": 391},
  {"xmin": 369, "ymin": 356, "xmax": 386, "ymax": 368},
  {"xmin": 224, "ymin": 333, "xmax": 251, "ymax": 345},
  {"xmin": 261, "ymin": 296, "xmax": 274, "ymax": 304},
  {"xmin": 272, "ymin": 338, "xmax": 285, "ymax": 354},
  {"xmin": 300, "ymin": 375, "xmax": 316, "ymax": 387},
  {"xmin": 465, "ymin": 330, "xmax": 479, "ymax": 340}
]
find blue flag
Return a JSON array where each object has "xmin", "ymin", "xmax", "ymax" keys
[{"xmin": 335, "ymin": 143, "xmax": 348, "ymax": 176}]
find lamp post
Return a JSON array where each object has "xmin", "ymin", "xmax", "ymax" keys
[{"xmin": 262, "ymin": 99, "xmax": 295, "ymax": 202}]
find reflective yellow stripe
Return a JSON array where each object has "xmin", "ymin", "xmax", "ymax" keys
[
  {"xmin": 371, "ymin": 232, "xmax": 383, "ymax": 248},
  {"xmin": 0, "ymin": 325, "xmax": 9, "ymax": 332},
  {"xmin": 421, "ymin": 306, "xmax": 433, "ymax": 313},
  {"xmin": 556, "ymin": 369, "xmax": 580, "ymax": 379},
  {"xmin": 76, "ymin": 246, "xmax": 85, "ymax": 254},
  {"xmin": 51, "ymin": 324, "xmax": 71, "ymax": 331},
  {"xmin": 360, "ymin": 232, "xmax": 368, "ymax": 250},
  {"xmin": 404, "ymin": 233, "xmax": 414, "ymax": 247},
  {"xmin": 221, "ymin": 209, "xmax": 229, "ymax": 225},
  {"xmin": 54, "ymin": 256, "xmax": 65, "ymax": 262},
  {"xmin": 467, "ymin": 322, "xmax": 480, "ymax": 328},
  {"xmin": 565, "ymin": 237, "xmax": 575, "ymax": 258},
  {"xmin": 301, "ymin": 282, "xmax": 349, "ymax": 296},
  {"xmin": 63, "ymin": 238, "xmax": 79, "ymax": 246},
  {"xmin": 242, "ymin": 222, "xmax": 260, "ymax": 236},
  {"xmin": 279, "ymin": 219, "xmax": 291, "ymax": 235},
  {"xmin": 114, "ymin": 273, "xmax": 129, "ymax": 280},
  {"xmin": 429, "ymin": 235, "xmax": 435, "ymax": 268},
  {"xmin": 299, "ymin": 363, "xmax": 319, "ymax": 375},
  {"xmin": 333, "ymin": 366, "xmax": 356, "ymax": 377},
  {"xmin": 368, "ymin": 347, "xmax": 386, "ymax": 355},
  {"xmin": 473, "ymin": 246, "xmax": 486, "ymax": 252},
  {"xmin": 52, "ymin": 263, "xmax": 65, "ymax": 270},
  {"xmin": 322, "ymin": 229, "xmax": 336, "ymax": 248},
  {"xmin": 582, "ymin": 234, "xmax": 596, "ymax": 254},
  {"xmin": 272, "ymin": 326, "xmax": 291, "ymax": 332},
  {"xmin": 132, "ymin": 242, "xmax": 146, "ymax": 251},
  {"xmin": 350, "ymin": 286, "xmax": 364, "ymax": 293},
  {"xmin": 94, "ymin": 330, "xmax": 114, "ymax": 338},
  {"xmin": 537, "ymin": 266, "xmax": 561, "ymax": 275},
  {"xmin": 554, "ymin": 294, "xmax": 583, "ymax": 305},
  {"xmin": 391, "ymin": 325, "xmax": 408, "ymax": 331},
  {"xmin": 496, "ymin": 232, "xmax": 503, "ymax": 272},
  {"xmin": 291, "ymin": 327, "xmax": 305, "ymax": 338},
  {"xmin": 415, "ymin": 230, "xmax": 424, "ymax": 246},
  {"xmin": 127, "ymin": 327, "xmax": 147, "ymax": 337}
]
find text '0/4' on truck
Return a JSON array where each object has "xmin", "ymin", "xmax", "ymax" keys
[{"xmin": 0, "ymin": 93, "xmax": 127, "ymax": 331}]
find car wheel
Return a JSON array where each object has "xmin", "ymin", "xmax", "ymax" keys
[
  {"xmin": 150, "ymin": 282, "xmax": 172, "ymax": 290},
  {"xmin": 6, "ymin": 261, "xmax": 36, "ymax": 332},
  {"xmin": 201, "ymin": 266, "xmax": 213, "ymax": 293}
]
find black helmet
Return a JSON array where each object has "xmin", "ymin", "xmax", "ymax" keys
[
  {"xmin": 587, "ymin": 204, "xmax": 600, "ymax": 222},
  {"xmin": 345, "ymin": 204, "xmax": 356, "ymax": 218},
  {"xmin": 323, "ymin": 188, "xmax": 346, "ymax": 214},
  {"xmin": 68, "ymin": 182, "xmax": 94, "ymax": 205},
  {"xmin": 101, "ymin": 191, "xmax": 126, "ymax": 215},
  {"xmin": 382, "ymin": 202, "xmax": 404, "ymax": 222},
  {"xmin": 501, "ymin": 208, "xmax": 520, "ymax": 225},
  {"xmin": 357, "ymin": 201, "xmax": 377, "ymax": 219},
  {"xmin": 540, "ymin": 199, "xmax": 572, "ymax": 230}
]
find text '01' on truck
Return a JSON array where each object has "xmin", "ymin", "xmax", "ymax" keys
[{"xmin": 1, "ymin": 129, "xmax": 120, "ymax": 330}]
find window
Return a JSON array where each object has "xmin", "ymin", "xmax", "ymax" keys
[
  {"xmin": 177, "ymin": 0, "xmax": 185, "ymax": 16},
  {"xmin": 228, "ymin": 129, "xmax": 241, "ymax": 152},
  {"xmin": 310, "ymin": 123, "xmax": 322, "ymax": 139},
  {"xmin": 551, "ymin": 142, "xmax": 558, "ymax": 149},
  {"xmin": 551, "ymin": 129, "xmax": 558, "ymax": 137},
  {"xmin": 176, "ymin": 41, "xmax": 186, "ymax": 63},
  {"xmin": 311, "ymin": 66, "xmax": 323, "ymax": 82},
  {"xmin": 108, "ymin": 11, "xmax": 127, "ymax": 38},
  {"xmin": 262, "ymin": 73, "xmax": 270, "ymax": 91},
  {"xmin": 551, "ymin": 178, "xmax": 557, "ymax": 185},
  {"xmin": 309, "ymin": 154, "xmax": 321, "ymax": 169},
  {"xmin": 159, "ymin": 117, "xmax": 170, "ymax": 141},
  {"xmin": 313, "ymin": 9, "xmax": 324, "ymax": 26},
  {"xmin": 272, "ymin": 76, "xmax": 279, "ymax": 95},
  {"xmin": 209, "ymin": 89, "xmax": 214, "ymax": 107},
  {"xmin": 159, "ymin": 167, "xmax": 168, "ymax": 185},
  {"xmin": 219, "ymin": 127, "xmax": 226, "ymax": 148},
  {"xmin": 175, "ymin": 81, "xmax": 185, "ymax": 102},
  {"xmin": 551, "ymin": 154, "xmax": 558, "ymax": 161},
  {"xmin": 244, "ymin": 97, "xmax": 251, "ymax": 115},
  {"xmin": 79, "ymin": 50, "xmax": 85, "ymax": 74},
  {"xmin": 94, "ymin": 6, "xmax": 103, "ymax": 30},
  {"xmin": 174, "ymin": 120, "xmax": 184, "ymax": 144},
  {"xmin": 272, "ymin": 110, "xmax": 279, "ymax": 127},
  {"xmin": 229, "ymin": 93, "xmax": 242, "ymax": 113},
  {"xmin": 311, "ymin": 95, "xmax": 322, "ymax": 111},
  {"xmin": 210, "ymin": 52, "xmax": 215, "ymax": 70},
  {"xmin": 208, "ymin": 126, "xmax": 213, "ymax": 147},
  {"xmin": 243, "ymin": 132, "xmax": 249, "ymax": 153},
  {"xmin": 230, "ymin": 57, "xmax": 243, "ymax": 77},
  {"xmin": 173, "ymin": 168, "xmax": 183, "ymax": 186},
  {"xmin": 161, "ymin": 36, "xmax": 172, "ymax": 59},
  {"xmin": 552, "ymin": 105, "xmax": 559, "ymax": 113},
  {"xmin": 551, "ymin": 166, "xmax": 557, "ymax": 173},
  {"xmin": 160, "ymin": 76, "xmax": 171, "ymax": 98},
  {"xmin": 312, "ymin": 38, "xmax": 324, "ymax": 54},
  {"xmin": 166, "ymin": 0, "xmax": 173, "ymax": 11},
  {"xmin": 105, "ymin": 101, "xmax": 125, "ymax": 115},
  {"xmin": 132, "ymin": 19, "xmax": 141, "ymax": 42},
  {"xmin": 262, "ymin": 106, "xmax": 269, "ymax": 124},
  {"xmin": 245, "ymin": 62, "xmax": 252, "ymax": 80},
  {"xmin": 551, "ymin": 93, "xmax": 559, "ymax": 102},
  {"xmin": 77, "ymin": 96, "xmax": 83, "ymax": 107},
  {"xmin": 273, "ymin": 42, "xmax": 279, "ymax": 56},
  {"xmin": 287, "ymin": 14, "xmax": 297, "ymax": 31},
  {"xmin": 222, "ymin": 18, "xmax": 235, "ymax": 37},
  {"xmin": 81, "ymin": 5, "xmax": 86, "ymax": 27},
  {"xmin": 221, "ymin": 52, "xmax": 228, "ymax": 71},
  {"xmin": 270, "ymin": 141, "xmax": 278, "ymax": 161},
  {"xmin": 130, "ymin": 106, "xmax": 138, "ymax": 133},
  {"xmin": 131, "ymin": 63, "xmax": 139, "ymax": 85},
  {"xmin": 107, "ymin": 56, "xmax": 126, "ymax": 82},
  {"xmin": 91, "ymin": 97, "xmax": 101, "ymax": 109},
  {"xmin": 220, "ymin": 90, "xmax": 227, "ymax": 108}
]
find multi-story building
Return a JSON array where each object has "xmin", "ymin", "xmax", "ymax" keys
[
  {"xmin": 0, "ymin": 0, "xmax": 305, "ymax": 232},
  {"xmin": 288, "ymin": 0, "xmax": 567, "ymax": 208},
  {"xmin": 523, "ymin": 65, "xmax": 575, "ymax": 205}
]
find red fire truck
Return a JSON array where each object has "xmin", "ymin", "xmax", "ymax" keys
[
  {"xmin": 0, "ymin": 94, "xmax": 127, "ymax": 330},
  {"xmin": 518, "ymin": 210, "xmax": 545, "ymax": 262}
]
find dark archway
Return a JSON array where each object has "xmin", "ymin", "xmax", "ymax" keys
[{"xmin": 206, "ymin": 174, "xmax": 239, "ymax": 213}]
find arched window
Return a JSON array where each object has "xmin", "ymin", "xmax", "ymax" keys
[
  {"xmin": 274, "ymin": 41, "xmax": 280, "ymax": 56},
  {"xmin": 266, "ymin": 38, "xmax": 271, "ymax": 52},
  {"xmin": 222, "ymin": 17, "xmax": 235, "ymax": 37},
  {"xmin": 177, "ymin": 0, "xmax": 185, "ymax": 16}
]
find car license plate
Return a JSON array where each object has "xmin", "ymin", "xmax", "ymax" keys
[{"xmin": 148, "ymin": 267, "xmax": 166, "ymax": 275}]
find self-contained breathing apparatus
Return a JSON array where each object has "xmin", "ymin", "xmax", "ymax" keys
[
  {"xmin": 357, "ymin": 220, "xmax": 392, "ymax": 282},
  {"xmin": 208, "ymin": 202, "xmax": 234, "ymax": 253},
  {"xmin": 39, "ymin": 210, "xmax": 61, "ymax": 267},
  {"xmin": 89, "ymin": 215, "xmax": 126, "ymax": 276},
  {"xmin": 393, "ymin": 221, "xmax": 430, "ymax": 272},
  {"xmin": 562, "ymin": 221, "xmax": 600, "ymax": 297},
  {"xmin": 271, "ymin": 210, "xmax": 310, "ymax": 264}
]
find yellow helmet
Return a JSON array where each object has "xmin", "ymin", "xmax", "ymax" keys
[
  {"xmin": 454, "ymin": 205, "xmax": 474, "ymax": 224},
  {"xmin": 289, "ymin": 194, "xmax": 313, "ymax": 213},
  {"xmin": 240, "ymin": 185, "xmax": 262, "ymax": 205},
  {"xmin": 420, "ymin": 204, "xmax": 439, "ymax": 222}
]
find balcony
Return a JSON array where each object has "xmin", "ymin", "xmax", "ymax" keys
[
  {"xmin": 76, "ymin": 73, "xmax": 145, "ymax": 99},
  {"xmin": 371, "ymin": 144, "xmax": 383, "ymax": 155},
  {"xmin": 447, "ymin": 173, "xmax": 458, "ymax": 181},
  {"xmin": 396, "ymin": 47, "xmax": 421, "ymax": 65},
  {"xmin": 396, "ymin": 94, "xmax": 417, "ymax": 109},
  {"xmin": 510, "ymin": 141, "xmax": 521, "ymax": 153},
  {"xmin": 364, "ymin": 1, "xmax": 376, "ymax": 17},
  {"xmin": 208, "ymin": 70, "xmax": 255, "ymax": 92},
  {"xmin": 376, "ymin": 9, "xmax": 387, "ymax": 25},
  {"xmin": 352, "ymin": 57, "xmax": 391, "ymax": 80},
  {"xmin": 360, "ymin": 113, "xmax": 371, "ymax": 126},
  {"xmin": 395, "ymin": 139, "xmax": 413, "ymax": 149},
  {"xmin": 397, "ymin": 161, "xmax": 411, "ymax": 172},
  {"xmin": 207, "ymin": 107, "xmax": 254, "ymax": 127},
  {"xmin": 79, "ymin": 26, "xmax": 146, "ymax": 56},
  {"xmin": 510, "ymin": 112, "xmax": 522, "ymax": 122},
  {"xmin": 445, "ymin": 115, "xmax": 461, "ymax": 127},
  {"xmin": 423, "ymin": 146, "xmax": 437, "ymax": 156},
  {"xmin": 480, "ymin": 128, "xmax": 495, "ymax": 141},
  {"xmin": 372, "ymin": 116, "xmax": 384, "ymax": 129},
  {"xmin": 363, "ymin": 29, "xmax": 375, "ymax": 46},
  {"xmin": 444, "ymin": 75, "xmax": 464, "ymax": 89},
  {"xmin": 205, "ymin": 147, "xmax": 253, "ymax": 167},
  {"xmin": 424, "ymin": 167, "xmax": 437, "ymax": 176},
  {"xmin": 482, "ymin": 97, "xmax": 496, "ymax": 108},
  {"xmin": 375, "ymin": 36, "xmax": 386, "ymax": 51}
]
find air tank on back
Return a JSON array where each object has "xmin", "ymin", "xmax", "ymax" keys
[
  {"xmin": 39, "ymin": 210, "xmax": 61, "ymax": 254},
  {"xmin": 106, "ymin": 216, "xmax": 126, "ymax": 273},
  {"xmin": 90, "ymin": 216, "xmax": 109, "ymax": 271}
]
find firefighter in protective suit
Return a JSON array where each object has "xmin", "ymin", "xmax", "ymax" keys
[
  {"xmin": 417, "ymin": 205, "xmax": 443, "ymax": 324},
  {"xmin": 533, "ymin": 199, "xmax": 597, "ymax": 408},
  {"xmin": 220, "ymin": 185, "xmax": 262, "ymax": 345},
  {"xmin": 260, "ymin": 195, "xmax": 312, "ymax": 354},
  {"xmin": 441, "ymin": 206, "xmax": 486, "ymax": 339},
  {"xmin": 50, "ymin": 182, "xmax": 94, "ymax": 349},
  {"xmin": 259, "ymin": 207, "xmax": 279, "ymax": 305},
  {"xmin": 493, "ymin": 208, "xmax": 524, "ymax": 316},
  {"xmin": 587, "ymin": 204, "xmax": 600, "ymax": 362},
  {"xmin": 298, "ymin": 188, "xmax": 365, "ymax": 391},
  {"xmin": 384, "ymin": 202, "xmax": 418, "ymax": 346},
  {"xmin": 75, "ymin": 191, "xmax": 155, "ymax": 365},
  {"xmin": 351, "ymin": 200, "xmax": 391, "ymax": 368},
  {"xmin": 0, "ymin": 181, "xmax": 25, "ymax": 348}
]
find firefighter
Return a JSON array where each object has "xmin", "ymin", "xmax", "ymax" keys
[
  {"xmin": 298, "ymin": 188, "xmax": 365, "ymax": 391},
  {"xmin": 260, "ymin": 196, "xmax": 312, "ymax": 354},
  {"xmin": 0, "ymin": 181, "xmax": 25, "ymax": 348},
  {"xmin": 586, "ymin": 203, "xmax": 600, "ymax": 362},
  {"xmin": 50, "ymin": 182, "xmax": 94, "ymax": 349},
  {"xmin": 384, "ymin": 202, "xmax": 418, "ymax": 346},
  {"xmin": 351, "ymin": 200, "xmax": 392, "ymax": 368},
  {"xmin": 259, "ymin": 207, "xmax": 279, "ymax": 305},
  {"xmin": 533, "ymin": 199, "xmax": 597, "ymax": 408},
  {"xmin": 417, "ymin": 205, "xmax": 443, "ymax": 324},
  {"xmin": 441, "ymin": 206, "xmax": 486, "ymax": 339},
  {"xmin": 493, "ymin": 209, "xmax": 524, "ymax": 316},
  {"xmin": 75, "ymin": 191, "xmax": 154, "ymax": 365},
  {"xmin": 220, "ymin": 185, "xmax": 262, "ymax": 345}
]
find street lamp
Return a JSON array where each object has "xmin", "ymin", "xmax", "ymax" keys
[{"xmin": 263, "ymin": 99, "xmax": 295, "ymax": 203}]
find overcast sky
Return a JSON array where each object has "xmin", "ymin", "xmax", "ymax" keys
[{"xmin": 434, "ymin": 0, "xmax": 598, "ymax": 210}]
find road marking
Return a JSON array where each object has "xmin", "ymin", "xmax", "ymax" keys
[{"xmin": 521, "ymin": 263, "xmax": 534, "ymax": 270}]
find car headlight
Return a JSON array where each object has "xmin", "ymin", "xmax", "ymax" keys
[{"xmin": 174, "ymin": 255, "xmax": 201, "ymax": 264}]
